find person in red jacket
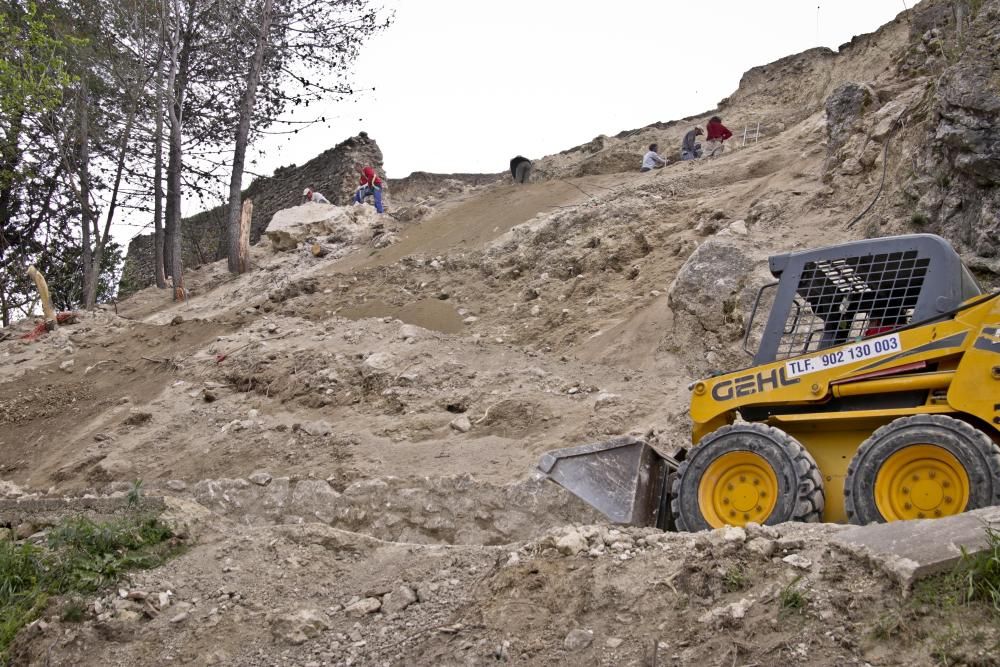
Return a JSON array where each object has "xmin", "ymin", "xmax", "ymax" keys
[
  {"xmin": 353, "ymin": 162, "xmax": 384, "ymax": 214},
  {"xmin": 705, "ymin": 116, "xmax": 733, "ymax": 157}
]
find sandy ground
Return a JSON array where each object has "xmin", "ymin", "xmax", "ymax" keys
[{"xmin": 3, "ymin": 3, "xmax": 1000, "ymax": 664}]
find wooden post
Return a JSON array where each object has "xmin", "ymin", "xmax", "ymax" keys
[
  {"xmin": 238, "ymin": 199, "xmax": 253, "ymax": 273},
  {"xmin": 26, "ymin": 266, "xmax": 57, "ymax": 329}
]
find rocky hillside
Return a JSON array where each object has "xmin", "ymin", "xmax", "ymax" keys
[
  {"xmin": 4, "ymin": 1, "xmax": 1000, "ymax": 665},
  {"xmin": 119, "ymin": 135, "xmax": 502, "ymax": 297}
]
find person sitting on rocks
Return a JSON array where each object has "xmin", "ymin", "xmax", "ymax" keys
[
  {"xmin": 681, "ymin": 127, "xmax": 704, "ymax": 161},
  {"xmin": 641, "ymin": 143, "xmax": 667, "ymax": 172},
  {"xmin": 510, "ymin": 155, "xmax": 532, "ymax": 184},
  {"xmin": 353, "ymin": 162, "xmax": 385, "ymax": 214},
  {"xmin": 303, "ymin": 187, "xmax": 330, "ymax": 204},
  {"xmin": 704, "ymin": 116, "xmax": 733, "ymax": 157}
]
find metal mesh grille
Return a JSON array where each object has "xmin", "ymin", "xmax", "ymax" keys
[{"xmin": 775, "ymin": 250, "xmax": 929, "ymax": 359}]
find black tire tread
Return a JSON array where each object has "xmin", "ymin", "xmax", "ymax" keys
[
  {"xmin": 844, "ymin": 414, "xmax": 1000, "ymax": 524},
  {"xmin": 671, "ymin": 422, "xmax": 824, "ymax": 531}
]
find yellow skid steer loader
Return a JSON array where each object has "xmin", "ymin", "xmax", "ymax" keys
[{"xmin": 538, "ymin": 234, "xmax": 1000, "ymax": 530}]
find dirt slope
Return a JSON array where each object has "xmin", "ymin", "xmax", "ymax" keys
[{"xmin": 3, "ymin": 1, "xmax": 1000, "ymax": 664}]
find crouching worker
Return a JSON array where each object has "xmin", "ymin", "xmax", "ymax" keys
[
  {"xmin": 510, "ymin": 155, "xmax": 532, "ymax": 184},
  {"xmin": 303, "ymin": 187, "xmax": 330, "ymax": 203},
  {"xmin": 641, "ymin": 144, "xmax": 666, "ymax": 172},
  {"xmin": 681, "ymin": 127, "xmax": 703, "ymax": 161},
  {"xmin": 353, "ymin": 162, "xmax": 385, "ymax": 214},
  {"xmin": 705, "ymin": 116, "xmax": 733, "ymax": 157}
]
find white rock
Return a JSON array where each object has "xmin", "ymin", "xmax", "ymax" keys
[
  {"xmin": 462, "ymin": 316, "xmax": 479, "ymax": 324},
  {"xmin": 165, "ymin": 480, "xmax": 187, "ymax": 492},
  {"xmin": 449, "ymin": 416, "xmax": 472, "ymax": 433},
  {"xmin": 344, "ymin": 597, "xmax": 381, "ymax": 618},
  {"xmin": 606, "ymin": 637, "xmax": 624, "ymax": 649},
  {"xmin": 728, "ymin": 220, "xmax": 748, "ymax": 235},
  {"xmin": 301, "ymin": 420, "xmax": 332, "ymax": 437},
  {"xmin": 59, "ymin": 359, "xmax": 74, "ymax": 372},
  {"xmin": 398, "ymin": 324, "xmax": 426, "ymax": 341},
  {"xmin": 381, "ymin": 585, "xmax": 418, "ymax": 614},
  {"xmin": 698, "ymin": 598, "xmax": 754, "ymax": 625},
  {"xmin": 249, "ymin": 471, "xmax": 273, "ymax": 486},
  {"xmin": 361, "ymin": 352, "xmax": 395, "ymax": 373},
  {"xmin": 564, "ymin": 628, "xmax": 594, "ymax": 651},
  {"xmin": 555, "ymin": 529, "xmax": 588, "ymax": 556},
  {"xmin": 746, "ymin": 537, "xmax": 776, "ymax": 558},
  {"xmin": 721, "ymin": 526, "xmax": 747, "ymax": 543},
  {"xmin": 270, "ymin": 609, "xmax": 331, "ymax": 645},
  {"xmin": 782, "ymin": 554, "xmax": 813, "ymax": 570}
]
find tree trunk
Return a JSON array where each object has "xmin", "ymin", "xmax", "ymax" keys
[
  {"xmin": 153, "ymin": 63, "xmax": 167, "ymax": 288},
  {"xmin": 78, "ymin": 79, "xmax": 96, "ymax": 309},
  {"xmin": 166, "ymin": 99, "xmax": 184, "ymax": 301},
  {"xmin": 238, "ymin": 199, "xmax": 253, "ymax": 272},
  {"xmin": 164, "ymin": 2, "xmax": 192, "ymax": 302},
  {"xmin": 225, "ymin": 0, "xmax": 274, "ymax": 274},
  {"xmin": 87, "ymin": 98, "xmax": 137, "ymax": 307}
]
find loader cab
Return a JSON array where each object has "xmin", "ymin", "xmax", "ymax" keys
[{"xmin": 745, "ymin": 234, "xmax": 982, "ymax": 365}]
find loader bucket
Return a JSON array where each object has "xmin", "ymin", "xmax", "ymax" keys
[{"xmin": 537, "ymin": 436, "xmax": 676, "ymax": 529}]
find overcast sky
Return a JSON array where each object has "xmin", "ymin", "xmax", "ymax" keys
[
  {"xmin": 249, "ymin": 0, "xmax": 909, "ymax": 179},
  {"xmin": 114, "ymin": 1, "xmax": 910, "ymax": 247}
]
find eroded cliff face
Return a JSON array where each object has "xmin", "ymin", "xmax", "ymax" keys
[{"xmin": 902, "ymin": 0, "xmax": 1000, "ymax": 264}]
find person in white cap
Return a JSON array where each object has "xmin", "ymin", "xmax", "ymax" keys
[{"xmin": 303, "ymin": 187, "xmax": 330, "ymax": 204}]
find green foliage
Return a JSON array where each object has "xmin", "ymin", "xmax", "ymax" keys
[
  {"xmin": 911, "ymin": 212, "xmax": 930, "ymax": 227},
  {"xmin": 46, "ymin": 240, "xmax": 125, "ymax": 311},
  {"xmin": 0, "ymin": 513, "xmax": 179, "ymax": 660},
  {"xmin": 0, "ymin": 1, "xmax": 79, "ymax": 134},
  {"xmin": 779, "ymin": 576, "xmax": 808, "ymax": 613},
  {"xmin": 723, "ymin": 564, "xmax": 750, "ymax": 592},
  {"xmin": 126, "ymin": 479, "xmax": 144, "ymax": 509},
  {"xmin": 956, "ymin": 525, "xmax": 1000, "ymax": 613}
]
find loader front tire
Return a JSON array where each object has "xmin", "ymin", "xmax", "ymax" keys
[
  {"xmin": 671, "ymin": 423, "xmax": 824, "ymax": 531},
  {"xmin": 845, "ymin": 414, "xmax": 1000, "ymax": 525}
]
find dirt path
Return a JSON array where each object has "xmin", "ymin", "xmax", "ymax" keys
[{"xmin": 334, "ymin": 175, "xmax": 625, "ymax": 272}]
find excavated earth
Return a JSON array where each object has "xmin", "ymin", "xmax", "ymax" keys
[{"xmin": 3, "ymin": 1, "xmax": 1000, "ymax": 664}]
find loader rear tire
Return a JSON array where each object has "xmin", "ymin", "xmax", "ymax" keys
[
  {"xmin": 844, "ymin": 414, "xmax": 1000, "ymax": 525},
  {"xmin": 671, "ymin": 423, "xmax": 824, "ymax": 531}
]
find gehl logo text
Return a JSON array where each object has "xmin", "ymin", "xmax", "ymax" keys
[{"xmin": 711, "ymin": 367, "xmax": 800, "ymax": 402}]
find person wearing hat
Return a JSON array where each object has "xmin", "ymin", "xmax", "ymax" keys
[
  {"xmin": 681, "ymin": 127, "xmax": 704, "ymax": 161},
  {"xmin": 303, "ymin": 187, "xmax": 330, "ymax": 204}
]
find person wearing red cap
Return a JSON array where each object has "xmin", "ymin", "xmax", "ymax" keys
[
  {"xmin": 705, "ymin": 116, "xmax": 733, "ymax": 157},
  {"xmin": 353, "ymin": 162, "xmax": 384, "ymax": 214}
]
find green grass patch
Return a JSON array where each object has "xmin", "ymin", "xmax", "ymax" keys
[
  {"xmin": 0, "ymin": 513, "xmax": 181, "ymax": 661},
  {"xmin": 956, "ymin": 525, "xmax": 1000, "ymax": 613},
  {"xmin": 723, "ymin": 565, "xmax": 750, "ymax": 592},
  {"xmin": 913, "ymin": 525, "xmax": 1000, "ymax": 615},
  {"xmin": 778, "ymin": 576, "xmax": 808, "ymax": 614}
]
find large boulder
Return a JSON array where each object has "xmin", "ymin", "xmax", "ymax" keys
[
  {"xmin": 263, "ymin": 204, "xmax": 382, "ymax": 252},
  {"xmin": 666, "ymin": 230, "xmax": 770, "ymax": 374}
]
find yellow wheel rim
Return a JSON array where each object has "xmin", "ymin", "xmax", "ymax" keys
[
  {"xmin": 874, "ymin": 445, "xmax": 970, "ymax": 521},
  {"xmin": 698, "ymin": 451, "xmax": 779, "ymax": 528}
]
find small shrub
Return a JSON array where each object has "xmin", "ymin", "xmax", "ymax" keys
[
  {"xmin": 911, "ymin": 212, "xmax": 930, "ymax": 226},
  {"xmin": 60, "ymin": 597, "xmax": 87, "ymax": 623},
  {"xmin": 957, "ymin": 525, "xmax": 1000, "ymax": 613},
  {"xmin": 126, "ymin": 479, "xmax": 144, "ymax": 509},
  {"xmin": 723, "ymin": 565, "xmax": 750, "ymax": 592},
  {"xmin": 779, "ymin": 576, "xmax": 808, "ymax": 613}
]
